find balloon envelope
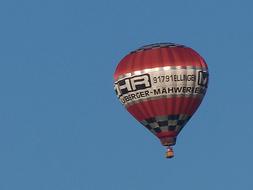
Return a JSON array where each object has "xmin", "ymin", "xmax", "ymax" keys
[{"xmin": 113, "ymin": 43, "xmax": 208, "ymax": 149}]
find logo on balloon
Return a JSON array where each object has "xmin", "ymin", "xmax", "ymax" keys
[
  {"xmin": 114, "ymin": 74, "xmax": 151, "ymax": 97},
  {"xmin": 198, "ymin": 71, "xmax": 209, "ymax": 88}
]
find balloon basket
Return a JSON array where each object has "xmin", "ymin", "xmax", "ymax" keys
[{"xmin": 165, "ymin": 147, "xmax": 174, "ymax": 159}]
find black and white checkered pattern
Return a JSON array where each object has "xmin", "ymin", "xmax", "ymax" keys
[
  {"xmin": 140, "ymin": 114, "xmax": 191, "ymax": 136},
  {"xmin": 131, "ymin": 43, "xmax": 185, "ymax": 53}
]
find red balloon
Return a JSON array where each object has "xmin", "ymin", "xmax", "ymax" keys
[{"xmin": 113, "ymin": 43, "xmax": 209, "ymax": 158}]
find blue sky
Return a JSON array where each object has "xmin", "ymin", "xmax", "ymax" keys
[{"xmin": 0, "ymin": 0, "xmax": 252, "ymax": 189}]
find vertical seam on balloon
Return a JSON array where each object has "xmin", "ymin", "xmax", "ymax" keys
[
  {"xmin": 183, "ymin": 61, "xmax": 196, "ymax": 116},
  {"xmin": 149, "ymin": 48, "xmax": 158, "ymax": 116},
  {"xmin": 176, "ymin": 47, "xmax": 189, "ymax": 134},
  {"xmin": 155, "ymin": 46, "xmax": 165, "ymax": 134},
  {"xmin": 130, "ymin": 51, "xmax": 148, "ymax": 124},
  {"xmin": 163, "ymin": 48, "xmax": 170, "ymax": 133},
  {"xmin": 170, "ymin": 48, "xmax": 177, "ymax": 117},
  {"xmin": 177, "ymin": 48, "xmax": 186, "ymax": 133},
  {"xmin": 140, "ymin": 50, "xmax": 155, "ymax": 121},
  {"xmin": 138, "ymin": 51, "xmax": 151, "ymax": 123},
  {"xmin": 126, "ymin": 52, "xmax": 140, "ymax": 118}
]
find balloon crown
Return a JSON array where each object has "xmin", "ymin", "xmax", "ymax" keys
[{"xmin": 131, "ymin": 42, "xmax": 185, "ymax": 53}]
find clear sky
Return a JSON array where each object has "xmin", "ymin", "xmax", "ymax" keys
[{"xmin": 0, "ymin": 0, "xmax": 252, "ymax": 189}]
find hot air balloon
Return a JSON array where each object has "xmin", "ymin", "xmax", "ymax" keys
[{"xmin": 113, "ymin": 43, "xmax": 208, "ymax": 158}]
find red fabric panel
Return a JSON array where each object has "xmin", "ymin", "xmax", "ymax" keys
[
  {"xmin": 114, "ymin": 47, "xmax": 207, "ymax": 80},
  {"xmin": 127, "ymin": 97, "xmax": 203, "ymax": 121},
  {"xmin": 156, "ymin": 131, "xmax": 177, "ymax": 138}
]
